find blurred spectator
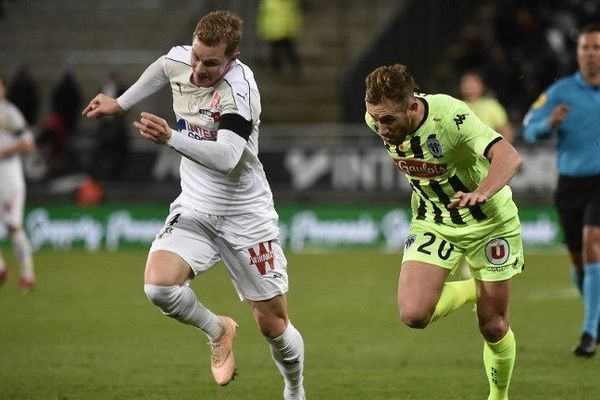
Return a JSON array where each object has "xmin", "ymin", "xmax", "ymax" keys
[
  {"xmin": 459, "ymin": 70, "xmax": 514, "ymax": 143},
  {"xmin": 38, "ymin": 70, "xmax": 82, "ymax": 174},
  {"xmin": 7, "ymin": 65, "xmax": 41, "ymax": 127},
  {"xmin": 50, "ymin": 70, "xmax": 82, "ymax": 137},
  {"xmin": 257, "ymin": 0, "xmax": 303, "ymax": 76},
  {"xmin": 452, "ymin": 0, "xmax": 600, "ymax": 122},
  {"xmin": 75, "ymin": 175, "xmax": 104, "ymax": 206},
  {"xmin": 94, "ymin": 71, "xmax": 129, "ymax": 180}
]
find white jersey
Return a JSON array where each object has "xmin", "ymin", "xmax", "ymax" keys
[
  {"xmin": 165, "ymin": 46, "xmax": 273, "ymax": 215},
  {"xmin": 0, "ymin": 99, "xmax": 28, "ymax": 199}
]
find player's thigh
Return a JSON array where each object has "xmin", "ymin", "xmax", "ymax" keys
[
  {"xmin": 398, "ymin": 260, "xmax": 451, "ymax": 315},
  {"xmin": 465, "ymin": 215, "xmax": 524, "ymax": 282},
  {"xmin": 144, "ymin": 250, "xmax": 193, "ymax": 285},
  {"xmin": 147, "ymin": 203, "xmax": 221, "ymax": 285}
]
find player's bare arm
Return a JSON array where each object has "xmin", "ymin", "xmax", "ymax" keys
[
  {"xmin": 133, "ymin": 112, "xmax": 172, "ymax": 144},
  {"xmin": 448, "ymin": 140, "xmax": 522, "ymax": 209},
  {"xmin": 82, "ymin": 93, "xmax": 124, "ymax": 118}
]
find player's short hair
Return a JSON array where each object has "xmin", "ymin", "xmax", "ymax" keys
[
  {"xmin": 580, "ymin": 24, "xmax": 600, "ymax": 35},
  {"xmin": 193, "ymin": 11, "xmax": 243, "ymax": 57},
  {"xmin": 365, "ymin": 64, "xmax": 417, "ymax": 107}
]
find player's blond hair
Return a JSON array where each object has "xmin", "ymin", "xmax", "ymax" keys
[
  {"xmin": 193, "ymin": 11, "xmax": 243, "ymax": 57},
  {"xmin": 365, "ymin": 64, "xmax": 417, "ymax": 108}
]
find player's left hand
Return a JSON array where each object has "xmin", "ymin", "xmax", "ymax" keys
[
  {"xmin": 447, "ymin": 191, "xmax": 488, "ymax": 209},
  {"xmin": 133, "ymin": 112, "xmax": 172, "ymax": 144}
]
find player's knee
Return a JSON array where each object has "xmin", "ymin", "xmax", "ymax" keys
[
  {"xmin": 258, "ymin": 316, "xmax": 287, "ymax": 338},
  {"xmin": 7, "ymin": 224, "xmax": 20, "ymax": 235},
  {"xmin": 479, "ymin": 317, "xmax": 508, "ymax": 342},
  {"xmin": 399, "ymin": 307, "xmax": 430, "ymax": 329},
  {"xmin": 144, "ymin": 284, "xmax": 179, "ymax": 314}
]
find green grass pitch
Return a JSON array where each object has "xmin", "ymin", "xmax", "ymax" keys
[{"xmin": 1, "ymin": 248, "xmax": 598, "ymax": 399}]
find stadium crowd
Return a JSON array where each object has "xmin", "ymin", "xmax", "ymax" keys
[{"xmin": 455, "ymin": 0, "xmax": 600, "ymax": 122}]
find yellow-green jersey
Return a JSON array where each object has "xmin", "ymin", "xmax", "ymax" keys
[{"xmin": 365, "ymin": 94, "xmax": 517, "ymax": 226}]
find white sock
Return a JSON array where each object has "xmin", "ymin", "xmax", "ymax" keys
[
  {"xmin": 268, "ymin": 322, "xmax": 305, "ymax": 399},
  {"xmin": 144, "ymin": 284, "xmax": 222, "ymax": 339},
  {"xmin": 11, "ymin": 230, "xmax": 34, "ymax": 279}
]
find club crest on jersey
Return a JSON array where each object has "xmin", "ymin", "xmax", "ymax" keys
[
  {"xmin": 188, "ymin": 95, "xmax": 202, "ymax": 113},
  {"xmin": 485, "ymin": 238, "xmax": 510, "ymax": 265},
  {"xmin": 427, "ymin": 136, "xmax": 443, "ymax": 158},
  {"xmin": 248, "ymin": 240, "xmax": 276, "ymax": 276}
]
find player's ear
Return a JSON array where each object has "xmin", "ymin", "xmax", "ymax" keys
[
  {"xmin": 406, "ymin": 100, "xmax": 419, "ymax": 118},
  {"xmin": 408, "ymin": 100, "xmax": 419, "ymax": 116}
]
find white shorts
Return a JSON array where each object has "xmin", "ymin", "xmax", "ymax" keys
[{"xmin": 150, "ymin": 202, "xmax": 288, "ymax": 301}]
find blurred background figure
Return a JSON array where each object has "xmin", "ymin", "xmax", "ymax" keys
[
  {"xmin": 38, "ymin": 69, "xmax": 82, "ymax": 176},
  {"xmin": 523, "ymin": 24, "xmax": 600, "ymax": 358},
  {"xmin": 7, "ymin": 65, "xmax": 41, "ymax": 128},
  {"xmin": 93, "ymin": 71, "xmax": 129, "ymax": 180},
  {"xmin": 257, "ymin": 0, "xmax": 304, "ymax": 77},
  {"xmin": 459, "ymin": 70, "xmax": 514, "ymax": 143},
  {"xmin": 458, "ymin": 69, "xmax": 515, "ymax": 279},
  {"xmin": 0, "ymin": 76, "xmax": 36, "ymax": 293}
]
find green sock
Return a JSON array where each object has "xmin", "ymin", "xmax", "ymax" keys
[
  {"xmin": 483, "ymin": 328, "xmax": 516, "ymax": 400},
  {"xmin": 429, "ymin": 278, "xmax": 476, "ymax": 324}
]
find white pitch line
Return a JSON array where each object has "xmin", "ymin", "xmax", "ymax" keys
[{"xmin": 527, "ymin": 287, "xmax": 579, "ymax": 301}]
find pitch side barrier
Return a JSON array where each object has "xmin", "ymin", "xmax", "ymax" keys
[{"xmin": 0, "ymin": 204, "xmax": 561, "ymax": 252}]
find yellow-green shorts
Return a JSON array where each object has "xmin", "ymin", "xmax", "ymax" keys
[{"xmin": 402, "ymin": 214, "xmax": 524, "ymax": 282}]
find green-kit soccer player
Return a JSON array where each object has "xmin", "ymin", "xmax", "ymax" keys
[{"xmin": 364, "ymin": 64, "xmax": 524, "ymax": 400}]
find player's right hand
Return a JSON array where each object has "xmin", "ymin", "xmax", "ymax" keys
[
  {"xmin": 549, "ymin": 103, "xmax": 569, "ymax": 128},
  {"xmin": 82, "ymin": 94, "xmax": 123, "ymax": 118}
]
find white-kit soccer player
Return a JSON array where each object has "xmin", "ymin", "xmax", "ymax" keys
[
  {"xmin": 0, "ymin": 76, "xmax": 36, "ymax": 293},
  {"xmin": 82, "ymin": 11, "xmax": 305, "ymax": 400}
]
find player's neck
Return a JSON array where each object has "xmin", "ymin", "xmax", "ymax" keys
[{"xmin": 581, "ymin": 70, "xmax": 600, "ymax": 86}]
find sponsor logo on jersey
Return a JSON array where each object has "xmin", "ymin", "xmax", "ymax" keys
[
  {"xmin": 453, "ymin": 113, "xmax": 468, "ymax": 130},
  {"xmin": 177, "ymin": 118, "xmax": 217, "ymax": 141},
  {"xmin": 197, "ymin": 108, "xmax": 221, "ymax": 123},
  {"xmin": 248, "ymin": 240, "xmax": 275, "ymax": 276},
  {"xmin": 393, "ymin": 158, "xmax": 448, "ymax": 178},
  {"xmin": 404, "ymin": 234, "xmax": 416, "ymax": 251},
  {"xmin": 427, "ymin": 136, "xmax": 443, "ymax": 158},
  {"xmin": 485, "ymin": 238, "xmax": 510, "ymax": 265}
]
